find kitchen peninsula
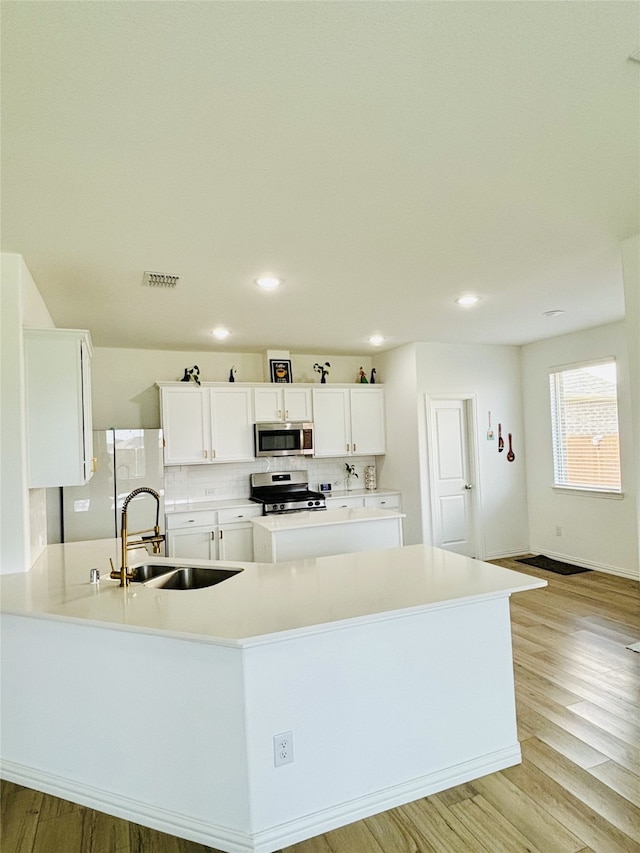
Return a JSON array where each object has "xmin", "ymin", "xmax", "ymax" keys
[{"xmin": 1, "ymin": 539, "xmax": 546, "ymax": 853}]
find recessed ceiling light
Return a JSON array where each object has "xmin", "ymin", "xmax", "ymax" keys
[
  {"xmin": 369, "ymin": 335, "xmax": 385, "ymax": 346},
  {"xmin": 543, "ymin": 310, "xmax": 565, "ymax": 318},
  {"xmin": 212, "ymin": 327, "xmax": 230, "ymax": 339},
  {"xmin": 455, "ymin": 295, "xmax": 480, "ymax": 307},
  {"xmin": 255, "ymin": 276, "xmax": 283, "ymax": 290}
]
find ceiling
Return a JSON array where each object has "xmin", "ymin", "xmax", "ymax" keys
[{"xmin": 2, "ymin": 1, "xmax": 639, "ymax": 355}]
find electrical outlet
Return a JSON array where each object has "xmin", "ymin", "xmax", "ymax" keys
[
  {"xmin": 273, "ymin": 731, "xmax": 294, "ymax": 767},
  {"xmin": 555, "ymin": 525, "xmax": 563, "ymax": 536}
]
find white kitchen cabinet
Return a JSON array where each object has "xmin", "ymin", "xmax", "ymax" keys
[
  {"xmin": 312, "ymin": 387, "xmax": 386, "ymax": 457},
  {"xmin": 253, "ymin": 386, "xmax": 312, "ymax": 423},
  {"xmin": 159, "ymin": 384, "xmax": 254, "ymax": 465},
  {"xmin": 364, "ymin": 493, "xmax": 401, "ymax": 510},
  {"xmin": 166, "ymin": 504, "xmax": 261, "ymax": 561},
  {"xmin": 24, "ymin": 328, "xmax": 94, "ymax": 487},
  {"xmin": 325, "ymin": 495, "xmax": 365, "ymax": 509},
  {"xmin": 160, "ymin": 386, "xmax": 209, "ymax": 465},
  {"xmin": 209, "ymin": 387, "xmax": 254, "ymax": 461}
]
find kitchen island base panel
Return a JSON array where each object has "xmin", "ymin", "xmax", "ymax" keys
[{"xmin": 1, "ymin": 595, "xmax": 522, "ymax": 853}]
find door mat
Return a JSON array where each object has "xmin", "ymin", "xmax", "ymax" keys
[{"xmin": 516, "ymin": 555, "xmax": 591, "ymax": 575}]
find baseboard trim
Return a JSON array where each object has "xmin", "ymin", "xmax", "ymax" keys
[{"xmin": 2, "ymin": 744, "xmax": 522, "ymax": 853}]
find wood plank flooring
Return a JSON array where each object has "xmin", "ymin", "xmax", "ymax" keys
[{"xmin": 1, "ymin": 557, "xmax": 638, "ymax": 853}]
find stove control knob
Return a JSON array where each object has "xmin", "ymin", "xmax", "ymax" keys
[
  {"xmin": 279, "ymin": 504, "xmax": 285, "ymax": 510},
  {"xmin": 271, "ymin": 504, "xmax": 278, "ymax": 512},
  {"xmin": 315, "ymin": 500, "xmax": 321, "ymax": 506},
  {"xmin": 307, "ymin": 501, "xmax": 313, "ymax": 507}
]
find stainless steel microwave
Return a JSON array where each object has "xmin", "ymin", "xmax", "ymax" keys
[{"xmin": 254, "ymin": 422, "xmax": 314, "ymax": 457}]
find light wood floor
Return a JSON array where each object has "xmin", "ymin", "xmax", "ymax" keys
[{"xmin": 2, "ymin": 557, "xmax": 639, "ymax": 853}]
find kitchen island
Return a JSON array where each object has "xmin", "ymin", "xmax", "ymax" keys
[
  {"xmin": 1, "ymin": 539, "xmax": 545, "ymax": 853},
  {"xmin": 252, "ymin": 505, "xmax": 405, "ymax": 562}
]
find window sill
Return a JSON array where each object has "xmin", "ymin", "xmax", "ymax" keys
[{"xmin": 552, "ymin": 486, "xmax": 624, "ymax": 500}]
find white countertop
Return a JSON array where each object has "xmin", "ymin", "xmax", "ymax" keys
[
  {"xmin": 252, "ymin": 506, "xmax": 405, "ymax": 532},
  {"xmin": 0, "ymin": 539, "xmax": 546, "ymax": 648}
]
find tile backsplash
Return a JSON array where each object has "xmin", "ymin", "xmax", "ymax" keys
[{"xmin": 164, "ymin": 456, "xmax": 377, "ymax": 504}]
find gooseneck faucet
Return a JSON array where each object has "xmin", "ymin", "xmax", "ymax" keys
[{"xmin": 110, "ymin": 487, "xmax": 165, "ymax": 587}]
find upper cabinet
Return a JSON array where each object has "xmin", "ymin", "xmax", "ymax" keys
[
  {"xmin": 312, "ymin": 387, "xmax": 386, "ymax": 457},
  {"xmin": 24, "ymin": 328, "xmax": 94, "ymax": 487},
  {"xmin": 158, "ymin": 382, "xmax": 385, "ymax": 465},
  {"xmin": 159, "ymin": 384, "xmax": 254, "ymax": 465},
  {"xmin": 253, "ymin": 386, "xmax": 312, "ymax": 423}
]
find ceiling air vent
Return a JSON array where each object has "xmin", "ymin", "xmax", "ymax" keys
[{"xmin": 143, "ymin": 271, "xmax": 180, "ymax": 288}]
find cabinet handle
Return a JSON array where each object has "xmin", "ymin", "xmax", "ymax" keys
[
  {"xmin": 211, "ymin": 449, "xmax": 216, "ymax": 459},
  {"xmin": 346, "ymin": 444, "xmax": 349, "ymax": 452},
  {"xmin": 237, "ymin": 514, "xmax": 244, "ymax": 518},
  {"xmin": 219, "ymin": 530, "xmax": 223, "ymax": 539},
  {"xmin": 211, "ymin": 532, "xmax": 215, "ymax": 540},
  {"xmin": 204, "ymin": 450, "xmax": 208, "ymax": 459},
  {"xmin": 278, "ymin": 409, "xmax": 282, "ymax": 419},
  {"xmin": 353, "ymin": 443, "xmax": 356, "ymax": 452},
  {"xmin": 91, "ymin": 457, "xmax": 98, "ymax": 473},
  {"xmin": 285, "ymin": 410, "xmax": 289, "ymax": 419}
]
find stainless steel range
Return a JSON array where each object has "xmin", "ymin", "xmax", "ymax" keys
[{"xmin": 250, "ymin": 471, "xmax": 327, "ymax": 515}]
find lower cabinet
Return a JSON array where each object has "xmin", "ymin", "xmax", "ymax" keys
[{"xmin": 166, "ymin": 505, "xmax": 261, "ymax": 561}]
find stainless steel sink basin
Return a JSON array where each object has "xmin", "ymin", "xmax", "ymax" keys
[
  {"xmin": 151, "ymin": 566, "xmax": 241, "ymax": 590},
  {"xmin": 131, "ymin": 562, "xmax": 243, "ymax": 590},
  {"xmin": 131, "ymin": 563, "xmax": 178, "ymax": 582}
]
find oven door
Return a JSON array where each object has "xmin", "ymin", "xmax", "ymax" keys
[{"xmin": 254, "ymin": 423, "xmax": 313, "ymax": 457}]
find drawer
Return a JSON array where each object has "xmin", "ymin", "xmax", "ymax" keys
[
  {"xmin": 217, "ymin": 505, "xmax": 263, "ymax": 524},
  {"xmin": 364, "ymin": 494, "xmax": 400, "ymax": 510},
  {"xmin": 166, "ymin": 510, "xmax": 218, "ymax": 530},
  {"xmin": 326, "ymin": 496, "xmax": 364, "ymax": 509}
]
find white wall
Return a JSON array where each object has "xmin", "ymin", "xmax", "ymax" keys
[
  {"xmin": 378, "ymin": 341, "xmax": 528, "ymax": 558},
  {"xmin": 92, "ymin": 348, "xmax": 373, "ymax": 429},
  {"xmin": 415, "ymin": 342, "xmax": 528, "ymax": 559},
  {"xmin": 621, "ymin": 234, "xmax": 640, "ymax": 568},
  {"xmin": 521, "ymin": 322, "xmax": 638, "ymax": 579},
  {"xmin": 377, "ymin": 344, "xmax": 423, "ymax": 544},
  {"xmin": 1, "ymin": 253, "xmax": 55, "ymax": 573}
]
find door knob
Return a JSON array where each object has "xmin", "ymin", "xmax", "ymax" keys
[{"xmin": 464, "ymin": 483, "xmax": 473, "ymax": 490}]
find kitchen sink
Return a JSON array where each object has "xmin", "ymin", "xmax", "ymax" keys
[
  {"xmin": 131, "ymin": 563, "xmax": 178, "ymax": 582},
  {"xmin": 132, "ymin": 562, "xmax": 243, "ymax": 590}
]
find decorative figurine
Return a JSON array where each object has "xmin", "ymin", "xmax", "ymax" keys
[
  {"xmin": 345, "ymin": 462, "xmax": 358, "ymax": 490},
  {"xmin": 358, "ymin": 367, "xmax": 368, "ymax": 383},
  {"xmin": 180, "ymin": 366, "xmax": 201, "ymax": 385},
  {"xmin": 314, "ymin": 362, "xmax": 331, "ymax": 383},
  {"xmin": 228, "ymin": 366, "xmax": 236, "ymax": 382},
  {"xmin": 370, "ymin": 368, "xmax": 376, "ymax": 384}
]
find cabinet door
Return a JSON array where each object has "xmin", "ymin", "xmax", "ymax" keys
[
  {"xmin": 283, "ymin": 388, "xmax": 312, "ymax": 422},
  {"xmin": 218, "ymin": 522, "xmax": 254, "ymax": 562},
  {"xmin": 161, "ymin": 387, "xmax": 209, "ymax": 465},
  {"xmin": 254, "ymin": 387, "xmax": 282, "ymax": 422},
  {"xmin": 24, "ymin": 329, "xmax": 94, "ymax": 487},
  {"xmin": 167, "ymin": 528, "xmax": 215, "ymax": 560},
  {"xmin": 209, "ymin": 388, "xmax": 255, "ymax": 461},
  {"xmin": 350, "ymin": 388, "xmax": 386, "ymax": 455},
  {"xmin": 312, "ymin": 389, "xmax": 351, "ymax": 457}
]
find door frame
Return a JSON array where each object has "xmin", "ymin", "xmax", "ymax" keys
[{"xmin": 425, "ymin": 393, "xmax": 483, "ymax": 559}]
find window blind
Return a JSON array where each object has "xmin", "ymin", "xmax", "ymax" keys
[{"xmin": 549, "ymin": 360, "xmax": 621, "ymax": 492}]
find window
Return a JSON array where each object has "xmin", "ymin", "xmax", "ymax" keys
[{"xmin": 549, "ymin": 359, "xmax": 621, "ymax": 492}]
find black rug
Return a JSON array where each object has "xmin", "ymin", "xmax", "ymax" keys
[{"xmin": 516, "ymin": 555, "xmax": 591, "ymax": 575}]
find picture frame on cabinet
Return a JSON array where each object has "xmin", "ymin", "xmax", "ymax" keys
[{"xmin": 270, "ymin": 359, "xmax": 292, "ymax": 383}]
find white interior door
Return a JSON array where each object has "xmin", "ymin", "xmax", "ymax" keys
[{"xmin": 427, "ymin": 397, "xmax": 478, "ymax": 558}]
